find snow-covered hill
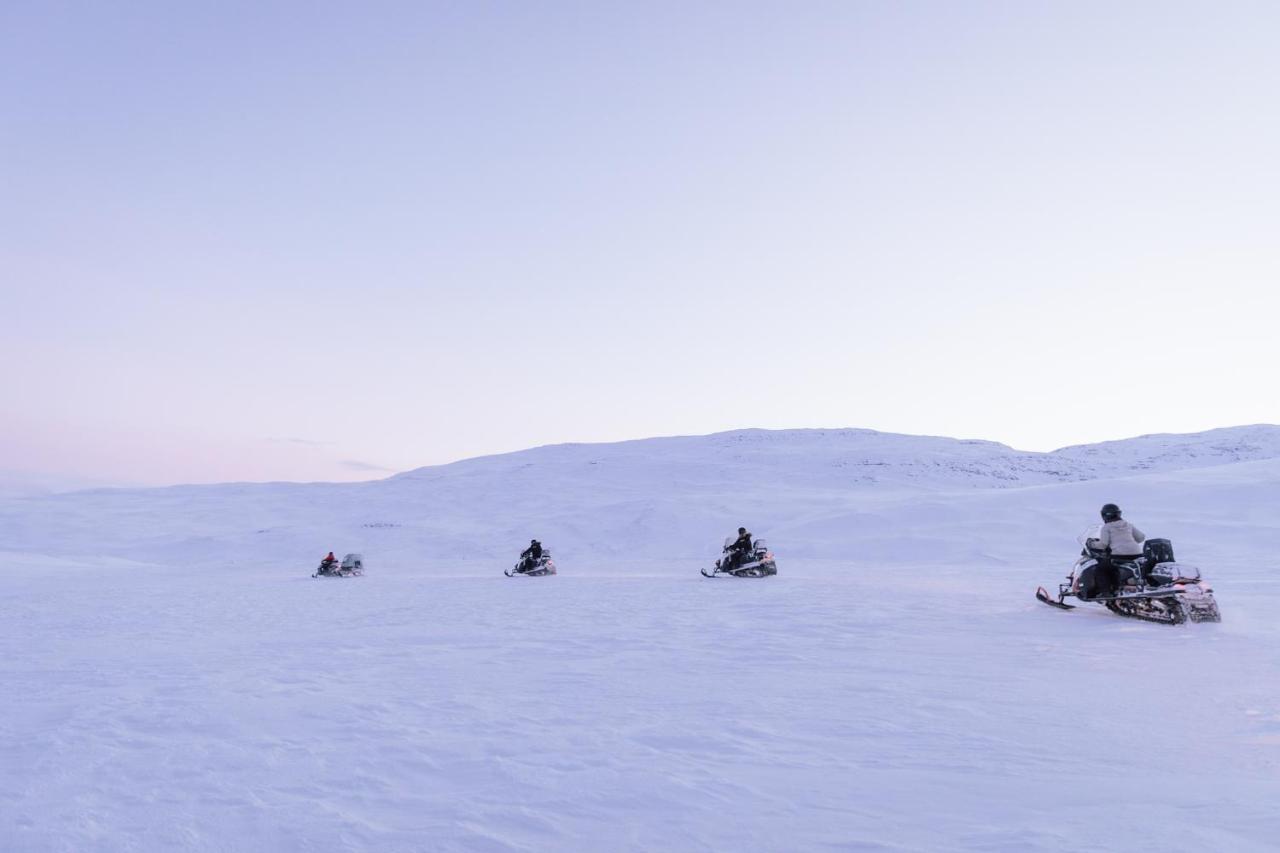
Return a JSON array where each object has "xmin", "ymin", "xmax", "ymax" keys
[
  {"xmin": 3, "ymin": 425, "xmax": 1280, "ymax": 852},
  {"xmin": 3, "ymin": 425, "xmax": 1280, "ymax": 568},
  {"xmin": 1052, "ymin": 423, "xmax": 1280, "ymax": 472}
]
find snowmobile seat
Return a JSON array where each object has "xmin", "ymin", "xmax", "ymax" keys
[{"xmin": 1112, "ymin": 557, "xmax": 1143, "ymax": 585}]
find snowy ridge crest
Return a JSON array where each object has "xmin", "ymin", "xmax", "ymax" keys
[
  {"xmin": 2, "ymin": 424, "xmax": 1279, "ymax": 567},
  {"xmin": 394, "ymin": 424, "xmax": 1280, "ymax": 489}
]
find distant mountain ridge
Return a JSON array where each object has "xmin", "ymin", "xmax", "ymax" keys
[
  {"xmin": 1051, "ymin": 424, "xmax": 1280, "ymax": 473},
  {"xmin": 393, "ymin": 423, "xmax": 1280, "ymax": 490},
  {"xmin": 3, "ymin": 424, "xmax": 1279, "ymax": 568}
]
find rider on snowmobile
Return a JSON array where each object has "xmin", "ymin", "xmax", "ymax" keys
[
  {"xmin": 518, "ymin": 539, "xmax": 543, "ymax": 573},
  {"xmin": 1089, "ymin": 504, "xmax": 1146, "ymax": 596},
  {"xmin": 316, "ymin": 548, "xmax": 337, "ymax": 573},
  {"xmin": 724, "ymin": 528, "xmax": 753, "ymax": 570}
]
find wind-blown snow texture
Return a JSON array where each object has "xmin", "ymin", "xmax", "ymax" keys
[{"xmin": 3, "ymin": 425, "xmax": 1280, "ymax": 852}]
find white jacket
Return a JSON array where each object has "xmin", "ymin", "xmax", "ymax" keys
[{"xmin": 1097, "ymin": 519, "xmax": 1146, "ymax": 557}]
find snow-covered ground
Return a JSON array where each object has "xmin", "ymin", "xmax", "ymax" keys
[{"xmin": 3, "ymin": 426, "xmax": 1280, "ymax": 851}]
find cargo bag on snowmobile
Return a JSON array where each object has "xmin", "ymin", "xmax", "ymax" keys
[{"xmin": 1144, "ymin": 538, "xmax": 1175, "ymax": 564}]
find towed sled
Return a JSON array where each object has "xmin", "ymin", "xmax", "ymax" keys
[
  {"xmin": 1035, "ymin": 530, "xmax": 1219, "ymax": 625},
  {"xmin": 506, "ymin": 552, "xmax": 557, "ymax": 577},
  {"xmin": 314, "ymin": 553, "xmax": 364, "ymax": 578},
  {"xmin": 702, "ymin": 537, "xmax": 777, "ymax": 578}
]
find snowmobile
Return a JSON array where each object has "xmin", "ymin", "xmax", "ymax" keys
[
  {"xmin": 313, "ymin": 553, "xmax": 364, "ymax": 578},
  {"xmin": 505, "ymin": 550, "xmax": 557, "ymax": 577},
  {"xmin": 702, "ymin": 537, "xmax": 777, "ymax": 578},
  {"xmin": 1035, "ymin": 528, "xmax": 1219, "ymax": 624}
]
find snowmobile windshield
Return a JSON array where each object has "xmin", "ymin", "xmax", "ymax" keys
[
  {"xmin": 1076, "ymin": 525, "xmax": 1103, "ymax": 548},
  {"xmin": 724, "ymin": 536, "xmax": 735, "ymax": 548}
]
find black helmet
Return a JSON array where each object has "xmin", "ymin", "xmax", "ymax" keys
[
  {"xmin": 1100, "ymin": 503, "xmax": 1122, "ymax": 522},
  {"xmin": 531, "ymin": 539, "xmax": 539, "ymax": 544},
  {"xmin": 738, "ymin": 527, "xmax": 746, "ymax": 534}
]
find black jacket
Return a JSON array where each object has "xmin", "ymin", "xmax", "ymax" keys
[{"xmin": 521, "ymin": 542, "xmax": 543, "ymax": 560}]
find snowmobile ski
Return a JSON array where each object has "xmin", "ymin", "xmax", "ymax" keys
[{"xmin": 1035, "ymin": 586, "xmax": 1075, "ymax": 610}]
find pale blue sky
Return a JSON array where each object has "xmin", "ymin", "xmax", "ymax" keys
[{"xmin": 3, "ymin": 1, "xmax": 1278, "ymax": 487}]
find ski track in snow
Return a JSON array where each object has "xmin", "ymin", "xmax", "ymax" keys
[{"xmin": 3, "ymin": 427, "xmax": 1280, "ymax": 851}]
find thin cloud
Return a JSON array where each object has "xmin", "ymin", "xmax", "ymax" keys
[{"xmin": 341, "ymin": 459, "xmax": 394, "ymax": 473}]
